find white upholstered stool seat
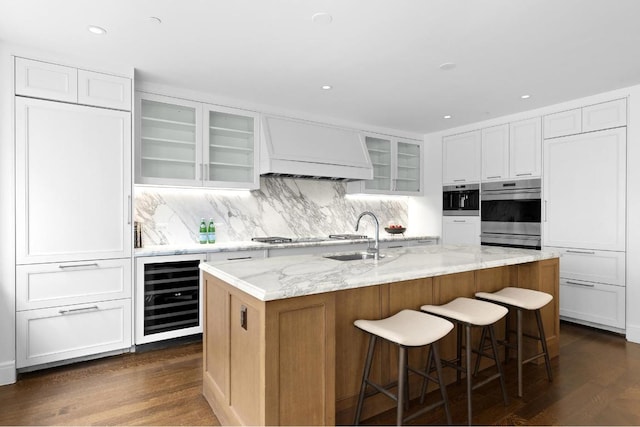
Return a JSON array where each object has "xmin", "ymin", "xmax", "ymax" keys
[
  {"xmin": 353, "ymin": 309, "xmax": 454, "ymax": 426},
  {"xmin": 474, "ymin": 287, "xmax": 553, "ymax": 398},
  {"xmin": 475, "ymin": 287, "xmax": 552, "ymax": 311},
  {"xmin": 421, "ymin": 297, "xmax": 509, "ymax": 425},
  {"xmin": 354, "ymin": 309, "xmax": 454, "ymax": 347}
]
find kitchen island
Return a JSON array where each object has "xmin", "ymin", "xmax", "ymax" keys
[{"xmin": 200, "ymin": 245, "xmax": 559, "ymax": 426}]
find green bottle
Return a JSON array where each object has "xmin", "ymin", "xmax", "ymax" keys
[
  {"xmin": 208, "ymin": 218, "xmax": 216, "ymax": 244},
  {"xmin": 199, "ymin": 218, "xmax": 208, "ymax": 244}
]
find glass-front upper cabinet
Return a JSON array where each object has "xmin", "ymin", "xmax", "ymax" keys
[
  {"xmin": 136, "ymin": 92, "xmax": 259, "ymax": 189},
  {"xmin": 204, "ymin": 105, "xmax": 259, "ymax": 189},
  {"xmin": 348, "ymin": 135, "xmax": 423, "ymax": 195}
]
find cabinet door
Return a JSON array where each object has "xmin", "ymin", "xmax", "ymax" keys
[
  {"xmin": 481, "ymin": 124, "xmax": 509, "ymax": 181},
  {"xmin": 582, "ymin": 98, "xmax": 627, "ymax": 132},
  {"xmin": 559, "ymin": 279, "xmax": 625, "ymax": 330},
  {"xmin": 16, "ymin": 298, "xmax": 132, "ymax": 368},
  {"xmin": 394, "ymin": 140, "xmax": 422, "ymax": 193},
  {"xmin": 442, "ymin": 131, "xmax": 481, "ymax": 184},
  {"xmin": 510, "ymin": 117, "xmax": 541, "ymax": 178},
  {"xmin": 203, "ymin": 105, "xmax": 259, "ymax": 189},
  {"xmin": 442, "ymin": 216, "xmax": 480, "ymax": 245},
  {"xmin": 15, "ymin": 57, "xmax": 78, "ymax": 103},
  {"xmin": 15, "ymin": 97, "xmax": 132, "ymax": 264},
  {"xmin": 546, "ymin": 246, "xmax": 625, "ymax": 286},
  {"xmin": 78, "ymin": 69, "xmax": 131, "ymax": 111},
  {"xmin": 16, "ymin": 259, "xmax": 132, "ymax": 311},
  {"xmin": 364, "ymin": 136, "xmax": 392, "ymax": 191},
  {"xmin": 543, "ymin": 128, "xmax": 626, "ymax": 251},
  {"xmin": 136, "ymin": 92, "xmax": 202, "ymax": 186},
  {"xmin": 543, "ymin": 108, "xmax": 581, "ymax": 139}
]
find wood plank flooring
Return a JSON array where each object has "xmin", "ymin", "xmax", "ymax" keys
[{"xmin": 1, "ymin": 322, "xmax": 639, "ymax": 426}]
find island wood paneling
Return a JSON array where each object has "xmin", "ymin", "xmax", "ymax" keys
[{"xmin": 203, "ymin": 258, "xmax": 560, "ymax": 426}]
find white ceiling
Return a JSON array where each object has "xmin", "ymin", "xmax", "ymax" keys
[{"xmin": 2, "ymin": 0, "xmax": 640, "ymax": 134}]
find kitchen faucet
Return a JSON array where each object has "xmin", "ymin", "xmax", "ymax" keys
[{"xmin": 355, "ymin": 211, "xmax": 380, "ymax": 260}]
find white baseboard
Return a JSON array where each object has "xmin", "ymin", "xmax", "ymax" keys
[
  {"xmin": 0, "ymin": 360, "xmax": 16, "ymax": 386},
  {"xmin": 625, "ymin": 324, "xmax": 640, "ymax": 344}
]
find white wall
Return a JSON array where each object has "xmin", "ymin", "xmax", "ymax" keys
[{"xmin": 413, "ymin": 85, "xmax": 640, "ymax": 343}]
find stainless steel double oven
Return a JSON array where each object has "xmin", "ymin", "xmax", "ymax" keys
[{"xmin": 480, "ymin": 178, "xmax": 542, "ymax": 250}]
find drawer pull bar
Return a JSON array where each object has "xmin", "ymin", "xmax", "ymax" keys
[
  {"xmin": 565, "ymin": 281, "xmax": 595, "ymax": 288},
  {"xmin": 566, "ymin": 250, "xmax": 596, "ymax": 255},
  {"xmin": 59, "ymin": 305, "xmax": 99, "ymax": 315},
  {"xmin": 227, "ymin": 256, "xmax": 252, "ymax": 261},
  {"xmin": 58, "ymin": 263, "xmax": 99, "ymax": 269}
]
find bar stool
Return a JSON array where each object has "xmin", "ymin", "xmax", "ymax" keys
[
  {"xmin": 475, "ymin": 287, "xmax": 553, "ymax": 397},
  {"xmin": 420, "ymin": 297, "xmax": 509, "ymax": 425},
  {"xmin": 353, "ymin": 309, "xmax": 454, "ymax": 426}
]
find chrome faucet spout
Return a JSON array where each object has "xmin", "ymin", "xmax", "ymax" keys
[{"xmin": 355, "ymin": 211, "xmax": 380, "ymax": 260}]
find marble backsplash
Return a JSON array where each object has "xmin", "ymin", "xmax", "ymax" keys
[{"xmin": 135, "ymin": 177, "xmax": 409, "ymax": 246}]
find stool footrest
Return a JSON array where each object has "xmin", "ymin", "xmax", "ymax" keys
[{"xmin": 363, "ymin": 379, "xmax": 400, "ymax": 403}]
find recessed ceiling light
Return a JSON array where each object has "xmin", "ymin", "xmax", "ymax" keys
[
  {"xmin": 321, "ymin": 85, "xmax": 333, "ymax": 90},
  {"xmin": 444, "ymin": 115, "xmax": 452, "ymax": 119},
  {"xmin": 87, "ymin": 25, "xmax": 107, "ymax": 35},
  {"xmin": 147, "ymin": 16, "xmax": 162, "ymax": 25},
  {"xmin": 312, "ymin": 12, "xmax": 333, "ymax": 25},
  {"xmin": 439, "ymin": 62, "xmax": 456, "ymax": 71},
  {"xmin": 521, "ymin": 94, "xmax": 531, "ymax": 99}
]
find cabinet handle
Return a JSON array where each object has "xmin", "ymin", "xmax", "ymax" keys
[
  {"xmin": 453, "ymin": 179, "xmax": 465, "ymax": 182},
  {"xmin": 387, "ymin": 245, "xmax": 403, "ymax": 249},
  {"xmin": 516, "ymin": 173, "xmax": 533, "ymax": 177},
  {"xmin": 566, "ymin": 250, "xmax": 596, "ymax": 255},
  {"xmin": 487, "ymin": 175, "xmax": 501, "ymax": 179},
  {"xmin": 127, "ymin": 195, "xmax": 132, "ymax": 225},
  {"xmin": 453, "ymin": 220, "xmax": 466, "ymax": 223},
  {"xmin": 227, "ymin": 256, "xmax": 252, "ymax": 261},
  {"xmin": 58, "ymin": 263, "xmax": 99, "ymax": 269},
  {"xmin": 565, "ymin": 281, "xmax": 595, "ymax": 288},
  {"xmin": 59, "ymin": 305, "xmax": 99, "ymax": 315},
  {"xmin": 544, "ymin": 200, "xmax": 548, "ymax": 222},
  {"xmin": 205, "ymin": 163, "xmax": 210, "ymax": 182}
]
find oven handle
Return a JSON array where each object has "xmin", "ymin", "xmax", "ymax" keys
[{"xmin": 481, "ymin": 191, "xmax": 541, "ymax": 201}]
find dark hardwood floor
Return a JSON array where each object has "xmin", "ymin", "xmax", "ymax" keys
[{"xmin": 1, "ymin": 322, "xmax": 639, "ymax": 426}]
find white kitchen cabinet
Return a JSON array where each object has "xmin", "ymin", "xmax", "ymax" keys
[
  {"xmin": 543, "ymin": 99, "xmax": 626, "ymax": 139},
  {"xmin": 15, "ymin": 57, "xmax": 131, "ymax": 111},
  {"xmin": 481, "ymin": 124, "xmax": 509, "ymax": 181},
  {"xmin": 203, "ymin": 105, "xmax": 260, "ymax": 189},
  {"xmin": 559, "ymin": 278, "xmax": 625, "ymax": 331},
  {"xmin": 16, "ymin": 259, "xmax": 131, "ymax": 311},
  {"xmin": 543, "ymin": 108, "xmax": 582, "ymax": 139},
  {"xmin": 348, "ymin": 135, "xmax": 423, "ymax": 195},
  {"xmin": 135, "ymin": 254, "xmax": 206, "ymax": 344},
  {"xmin": 78, "ymin": 69, "xmax": 131, "ymax": 111},
  {"xmin": 546, "ymin": 246, "xmax": 625, "ymax": 287},
  {"xmin": 442, "ymin": 130, "xmax": 481, "ymax": 184},
  {"xmin": 15, "ymin": 97, "xmax": 132, "ymax": 264},
  {"xmin": 16, "ymin": 298, "xmax": 132, "ymax": 368},
  {"xmin": 509, "ymin": 117, "xmax": 541, "ymax": 178},
  {"xmin": 582, "ymin": 98, "xmax": 627, "ymax": 132},
  {"xmin": 442, "ymin": 216, "xmax": 480, "ymax": 245},
  {"xmin": 543, "ymin": 127, "xmax": 626, "ymax": 251},
  {"xmin": 136, "ymin": 92, "xmax": 259, "ymax": 189}
]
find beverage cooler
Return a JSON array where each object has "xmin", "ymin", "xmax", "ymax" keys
[{"xmin": 135, "ymin": 253, "xmax": 206, "ymax": 344}]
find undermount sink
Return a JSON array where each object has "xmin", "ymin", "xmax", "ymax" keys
[{"xmin": 323, "ymin": 252, "xmax": 383, "ymax": 261}]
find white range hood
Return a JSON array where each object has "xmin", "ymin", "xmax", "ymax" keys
[{"xmin": 260, "ymin": 116, "xmax": 373, "ymax": 181}]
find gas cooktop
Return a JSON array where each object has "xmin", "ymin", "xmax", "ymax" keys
[{"xmin": 251, "ymin": 234, "xmax": 369, "ymax": 244}]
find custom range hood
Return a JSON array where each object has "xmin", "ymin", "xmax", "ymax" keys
[{"xmin": 260, "ymin": 115, "xmax": 373, "ymax": 181}]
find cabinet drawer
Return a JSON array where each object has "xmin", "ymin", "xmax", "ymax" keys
[
  {"xmin": 16, "ymin": 259, "xmax": 132, "ymax": 311},
  {"xmin": 582, "ymin": 99, "xmax": 626, "ymax": 132},
  {"xmin": 548, "ymin": 247, "xmax": 625, "ymax": 286},
  {"xmin": 78, "ymin": 70, "xmax": 131, "ymax": 111},
  {"xmin": 559, "ymin": 279, "xmax": 625, "ymax": 330},
  {"xmin": 15, "ymin": 57, "xmax": 78, "ymax": 102},
  {"xmin": 543, "ymin": 108, "xmax": 581, "ymax": 139},
  {"xmin": 16, "ymin": 299, "xmax": 132, "ymax": 368}
]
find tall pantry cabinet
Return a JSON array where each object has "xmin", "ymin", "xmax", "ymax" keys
[
  {"xmin": 14, "ymin": 57, "xmax": 133, "ymax": 368},
  {"xmin": 543, "ymin": 99, "xmax": 627, "ymax": 332}
]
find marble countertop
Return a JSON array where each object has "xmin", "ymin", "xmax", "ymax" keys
[
  {"xmin": 134, "ymin": 235, "xmax": 439, "ymax": 257},
  {"xmin": 200, "ymin": 244, "xmax": 559, "ymax": 301}
]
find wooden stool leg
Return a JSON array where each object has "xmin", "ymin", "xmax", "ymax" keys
[
  {"xmin": 397, "ymin": 346, "xmax": 407, "ymax": 426},
  {"xmin": 535, "ymin": 309, "xmax": 553, "ymax": 382},
  {"xmin": 465, "ymin": 324, "xmax": 473, "ymax": 426},
  {"xmin": 489, "ymin": 324, "xmax": 509, "ymax": 406},
  {"xmin": 457, "ymin": 325, "xmax": 463, "ymax": 384},
  {"xmin": 354, "ymin": 335, "xmax": 377, "ymax": 426},
  {"xmin": 473, "ymin": 326, "xmax": 488, "ymax": 376},
  {"xmin": 419, "ymin": 346, "xmax": 434, "ymax": 404},
  {"xmin": 432, "ymin": 342, "xmax": 452, "ymax": 425},
  {"xmin": 517, "ymin": 308, "xmax": 523, "ymax": 397}
]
